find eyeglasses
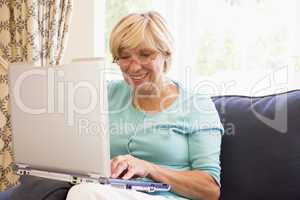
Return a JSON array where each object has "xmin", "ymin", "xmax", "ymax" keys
[{"xmin": 113, "ymin": 51, "xmax": 160, "ymax": 66}]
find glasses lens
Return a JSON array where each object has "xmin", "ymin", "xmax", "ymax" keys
[{"xmin": 117, "ymin": 52, "xmax": 159, "ymax": 66}]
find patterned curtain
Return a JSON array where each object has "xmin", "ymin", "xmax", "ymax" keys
[
  {"xmin": 0, "ymin": 0, "xmax": 73, "ymax": 191},
  {"xmin": 0, "ymin": 57, "xmax": 18, "ymax": 191}
]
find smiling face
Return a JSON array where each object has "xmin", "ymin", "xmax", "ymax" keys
[
  {"xmin": 109, "ymin": 12, "xmax": 174, "ymax": 94},
  {"xmin": 117, "ymin": 44, "xmax": 167, "ymax": 93}
]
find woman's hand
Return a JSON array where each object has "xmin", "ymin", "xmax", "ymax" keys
[{"xmin": 111, "ymin": 154, "xmax": 154, "ymax": 180}]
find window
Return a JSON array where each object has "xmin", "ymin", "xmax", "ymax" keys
[{"xmin": 104, "ymin": 0, "xmax": 300, "ymax": 96}]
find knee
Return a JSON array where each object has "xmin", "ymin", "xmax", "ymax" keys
[
  {"xmin": 66, "ymin": 183, "xmax": 94, "ymax": 200},
  {"xmin": 66, "ymin": 183, "xmax": 108, "ymax": 200}
]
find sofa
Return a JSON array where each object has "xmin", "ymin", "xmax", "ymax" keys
[
  {"xmin": 3, "ymin": 90, "xmax": 300, "ymax": 200},
  {"xmin": 213, "ymin": 90, "xmax": 300, "ymax": 200}
]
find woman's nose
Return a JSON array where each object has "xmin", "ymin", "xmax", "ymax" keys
[
  {"xmin": 127, "ymin": 55, "xmax": 143, "ymax": 70},
  {"xmin": 129, "ymin": 54, "xmax": 141, "ymax": 65},
  {"xmin": 127, "ymin": 61, "xmax": 142, "ymax": 72}
]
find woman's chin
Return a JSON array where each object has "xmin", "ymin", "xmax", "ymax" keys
[
  {"xmin": 126, "ymin": 76, "xmax": 159, "ymax": 94},
  {"xmin": 132, "ymin": 79, "xmax": 144, "ymax": 86},
  {"xmin": 131, "ymin": 76, "xmax": 151, "ymax": 89}
]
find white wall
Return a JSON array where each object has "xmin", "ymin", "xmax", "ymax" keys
[{"xmin": 63, "ymin": 0, "xmax": 105, "ymax": 63}]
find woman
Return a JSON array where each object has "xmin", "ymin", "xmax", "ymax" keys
[{"xmin": 67, "ymin": 11, "xmax": 223, "ymax": 200}]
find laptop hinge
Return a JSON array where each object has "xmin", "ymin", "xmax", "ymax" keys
[
  {"xmin": 16, "ymin": 164, "xmax": 30, "ymax": 169},
  {"xmin": 88, "ymin": 173, "xmax": 101, "ymax": 179}
]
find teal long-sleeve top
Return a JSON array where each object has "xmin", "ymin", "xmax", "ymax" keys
[{"xmin": 108, "ymin": 80, "xmax": 224, "ymax": 200}]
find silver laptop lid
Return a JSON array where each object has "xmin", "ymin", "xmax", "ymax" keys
[{"xmin": 9, "ymin": 62, "xmax": 110, "ymax": 177}]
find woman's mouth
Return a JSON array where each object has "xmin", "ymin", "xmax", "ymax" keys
[{"xmin": 129, "ymin": 73, "xmax": 148, "ymax": 81}]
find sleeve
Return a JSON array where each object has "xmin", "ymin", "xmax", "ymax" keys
[
  {"xmin": 188, "ymin": 129, "xmax": 222, "ymax": 187},
  {"xmin": 186, "ymin": 94, "xmax": 224, "ymax": 187}
]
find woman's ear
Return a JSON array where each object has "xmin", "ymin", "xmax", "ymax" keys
[
  {"xmin": 163, "ymin": 55, "xmax": 171, "ymax": 73},
  {"xmin": 163, "ymin": 61, "xmax": 167, "ymax": 72}
]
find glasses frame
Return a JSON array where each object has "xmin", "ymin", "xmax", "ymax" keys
[{"xmin": 113, "ymin": 51, "xmax": 164, "ymax": 66}]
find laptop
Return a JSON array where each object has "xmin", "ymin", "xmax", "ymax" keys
[{"xmin": 8, "ymin": 61, "xmax": 170, "ymax": 193}]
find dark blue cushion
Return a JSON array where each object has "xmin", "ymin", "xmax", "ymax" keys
[
  {"xmin": 11, "ymin": 176, "xmax": 72, "ymax": 200},
  {"xmin": 212, "ymin": 90, "xmax": 300, "ymax": 200},
  {"xmin": 0, "ymin": 186, "xmax": 16, "ymax": 200}
]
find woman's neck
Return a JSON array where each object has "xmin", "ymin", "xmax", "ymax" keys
[{"xmin": 133, "ymin": 80, "xmax": 179, "ymax": 114}]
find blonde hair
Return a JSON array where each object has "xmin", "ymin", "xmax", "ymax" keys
[{"xmin": 109, "ymin": 11, "xmax": 174, "ymax": 72}]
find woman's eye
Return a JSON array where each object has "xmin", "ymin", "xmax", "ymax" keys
[
  {"xmin": 140, "ymin": 54, "xmax": 151, "ymax": 58},
  {"xmin": 120, "ymin": 56, "xmax": 130, "ymax": 59}
]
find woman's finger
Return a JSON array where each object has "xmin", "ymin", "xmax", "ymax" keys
[
  {"xmin": 122, "ymin": 167, "xmax": 136, "ymax": 180},
  {"xmin": 111, "ymin": 161, "xmax": 129, "ymax": 178},
  {"xmin": 111, "ymin": 156, "xmax": 126, "ymax": 174}
]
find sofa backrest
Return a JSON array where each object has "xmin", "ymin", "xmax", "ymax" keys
[{"xmin": 212, "ymin": 90, "xmax": 300, "ymax": 200}]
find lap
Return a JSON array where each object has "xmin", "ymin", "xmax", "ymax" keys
[{"xmin": 66, "ymin": 183, "xmax": 168, "ymax": 200}]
